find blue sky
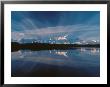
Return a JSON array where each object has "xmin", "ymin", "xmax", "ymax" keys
[{"xmin": 11, "ymin": 11, "xmax": 100, "ymax": 42}]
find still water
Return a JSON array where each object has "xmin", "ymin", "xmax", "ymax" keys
[{"xmin": 11, "ymin": 48, "xmax": 100, "ymax": 77}]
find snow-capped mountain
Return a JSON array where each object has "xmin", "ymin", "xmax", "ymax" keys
[{"xmin": 11, "ymin": 32, "xmax": 100, "ymax": 44}]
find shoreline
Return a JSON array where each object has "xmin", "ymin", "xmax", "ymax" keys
[{"xmin": 11, "ymin": 42, "xmax": 100, "ymax": 52}]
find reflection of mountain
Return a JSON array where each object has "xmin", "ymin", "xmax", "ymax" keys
[{"xmin": 12, "ymin": 48, "xmax": 100, "ymax": 67}]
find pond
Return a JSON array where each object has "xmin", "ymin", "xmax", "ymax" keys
[{"xmin": 11, "ymin": 48, "xmax": 100, "ymax": 77}]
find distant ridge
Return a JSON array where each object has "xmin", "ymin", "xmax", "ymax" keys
[{"xmin": 11, "ymin": 42, "xmax": 100, "ymax": 52}]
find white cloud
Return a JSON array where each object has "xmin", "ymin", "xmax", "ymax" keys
[
  {"xmin": 11, "ymin": 32, "xmax": 25, "ymax": 41},
  {"xmin": 11, "ymin": 24, "xmax": 99, "ymax": 41}
]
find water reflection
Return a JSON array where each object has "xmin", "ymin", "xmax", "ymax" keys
[
  {"xmin": 11, "ymin": 48, "xmax": 100, "ymax": 77},
  {"xmin": 78, "ymin": 48, "xmax": 100, "ymax": 55},
  {"xmin": 12, "ymin": 48, "xmax": 100, "ymax": 67},
  {"xmin": 55, "ymin": 51, "xmax": 68, "ymax": 57}
]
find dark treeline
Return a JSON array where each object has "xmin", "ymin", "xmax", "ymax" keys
[{"xmin": 11, "ymin": 42, "xmax": 100, "ymax": 52}]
